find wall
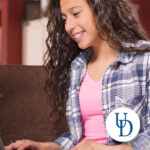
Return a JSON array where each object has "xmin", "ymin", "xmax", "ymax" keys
[{"xmin": 22, "ymin": 17, "xmax": 48, "ymax": 65}]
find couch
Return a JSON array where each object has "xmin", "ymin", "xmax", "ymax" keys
[{"xmin": 0, "ymin": 65, "xmax": 68, "ymax": 146}]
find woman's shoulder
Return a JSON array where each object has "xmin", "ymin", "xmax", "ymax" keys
[
  {"xmin": 122, "ymin": 40, "xmax": 150, "ymax": 50},
  {"xmin": 134, "ymin": 50, "xmax": 150, "ymax": 60},
  {"xmin": 123, "ymin": 40, "xmax": 150, "ymax": 64},
  {"xmin": 130, "ymin": 51, "xmax": 150, "ymax": 73}
]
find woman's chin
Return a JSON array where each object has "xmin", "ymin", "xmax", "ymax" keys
[{"xmin": 78, "ymin": 43, "xmax": 90, "ymax": 50}]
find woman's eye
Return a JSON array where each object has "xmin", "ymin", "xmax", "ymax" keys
[
  {"xmin": 62, "ymin": 18, "xmax": 67, "ymax": 23},
  {"xmin": 73, "ymin": 12, "xmax": 80, "ymax": 16}
]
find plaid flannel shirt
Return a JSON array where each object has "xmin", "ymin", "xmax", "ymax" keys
[{"xmin": 54, "ymin": 40, "xmax": 150, "ymax": 150}]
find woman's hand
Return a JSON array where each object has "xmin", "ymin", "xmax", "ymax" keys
[
  {"xmin": 70, "ymin": 139, "xmax": 111, "ymax": 150},
  {"xmin": 5, "ymin": 140, "xmax": 61, "ymax": 150},
  {"xmin": 70, "ymin": 139, "xmax": 134, "ymax": 150}
]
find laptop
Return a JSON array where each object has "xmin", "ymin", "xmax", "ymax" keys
[{"xmin": 0, "ymin": 138, "xmax": 5, "ymax": 150}]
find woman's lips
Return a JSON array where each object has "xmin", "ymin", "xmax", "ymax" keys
[{"xmin": 73, "ymin": 31, "xmax": 84, "ymax": 43}]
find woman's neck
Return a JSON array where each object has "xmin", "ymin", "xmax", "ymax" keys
[{"xmin": 90, "ymin": 39, "xmax": 120, "ymax": 64}]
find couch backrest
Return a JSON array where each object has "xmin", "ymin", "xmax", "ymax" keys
[{"xmin": 0, "ymin": 65, "xmax": 68, "ymax": 145}]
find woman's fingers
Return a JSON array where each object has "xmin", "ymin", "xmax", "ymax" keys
[
  {"xmin": 5, "ymin": 140, "xmax": 36, "ymax": 150},
  {"xmin": 5, "ymin": 142, "xmax": 21, "ymax": 150},
  {"xmin": 17, "ymin": 141, "xmax": 34, "ymax": 150}
]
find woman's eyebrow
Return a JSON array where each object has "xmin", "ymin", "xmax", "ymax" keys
[
  {"xmin": 69, "ymin": 6, "xmax": 83, "ymax": 10},
  {"xmin": 61, "ymin": 6, "xmax": 83, "ymax": 16}
]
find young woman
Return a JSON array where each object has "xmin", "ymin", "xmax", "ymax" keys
[{"xmin": 5, "ymin": 0, "xmax": 150, "ymax": 150}]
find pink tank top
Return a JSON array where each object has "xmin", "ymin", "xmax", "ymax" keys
[{"xmin": 79, "ymin": 69, "xmax": 106, "ymax": 144}]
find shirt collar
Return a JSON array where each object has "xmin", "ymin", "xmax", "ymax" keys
[
  {"xmin": 116, "ymin": 50, "xmax": 136, "ymax": 64},
  {"xmin": 71, "ymin": 40, "xmax": 150, "ymax": 68},
  {"xmin": 77, "ymin": 47, "xmax": 133, "ymax": 66},
  {"xmin": 71, "ymin": 47, "xmax": 92, "ymax": 70}
]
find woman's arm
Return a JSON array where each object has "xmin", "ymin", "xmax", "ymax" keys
[
  {"xmin": 69, "ymin": 139, "xmax": 134, "ymax": 150},
  {"xmin": 113, "ymin": 144, "xmax": 134, "ymax": 150},
  {"xmin": 41, "ymin": 142, "xmax": 61, "ymax": 150},
  {"xmin": 5, "ymin": 140, "xmax": 61, "ymax": 150}
]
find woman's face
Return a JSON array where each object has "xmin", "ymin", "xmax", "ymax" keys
[{"xmin": 60, "ymin": 0, "xmax": 101, "ymax": 49}]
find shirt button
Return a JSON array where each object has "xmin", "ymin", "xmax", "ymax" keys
[
  {"xmin": 113, "ymin": 62, "xmax": 118, "ymax": 67},
  {"xmin": 103, "ymin": 84, "xmax": 107, "ymax": 88},
  {"xmin": 104, "ymin": 110, "xmax": 108, "ymax": 115}
]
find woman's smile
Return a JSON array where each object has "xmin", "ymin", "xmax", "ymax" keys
[{"xmin": 73, "ymin": 31, "xmax": 85, "ymax": 43}]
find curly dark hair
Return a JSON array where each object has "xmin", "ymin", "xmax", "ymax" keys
[{"xmin": 44, "ymin": 0, "xmax": 150, "ymax": 123}]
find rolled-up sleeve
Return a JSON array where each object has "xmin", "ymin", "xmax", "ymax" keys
[{"xmin": 54, "ymin": 132, "xmax": 75, "ymax": 150}]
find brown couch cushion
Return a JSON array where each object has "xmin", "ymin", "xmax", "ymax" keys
[{"xmin": 0, "ymin": 65, "xmax": 68, "ymax": 145}]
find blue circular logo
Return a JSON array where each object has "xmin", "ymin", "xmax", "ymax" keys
[{"xmin": 106, "ymin": 107, "xmax": 140, "ymax": 142}]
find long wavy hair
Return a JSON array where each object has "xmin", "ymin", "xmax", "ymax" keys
[{"xmin": 44, "ymin": 0, "xmax": 150, "ymax": 123}]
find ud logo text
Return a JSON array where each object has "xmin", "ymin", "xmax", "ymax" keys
[{"xmin": 115, "ymin": 112, "xmax": 133, "ymax": 137}]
